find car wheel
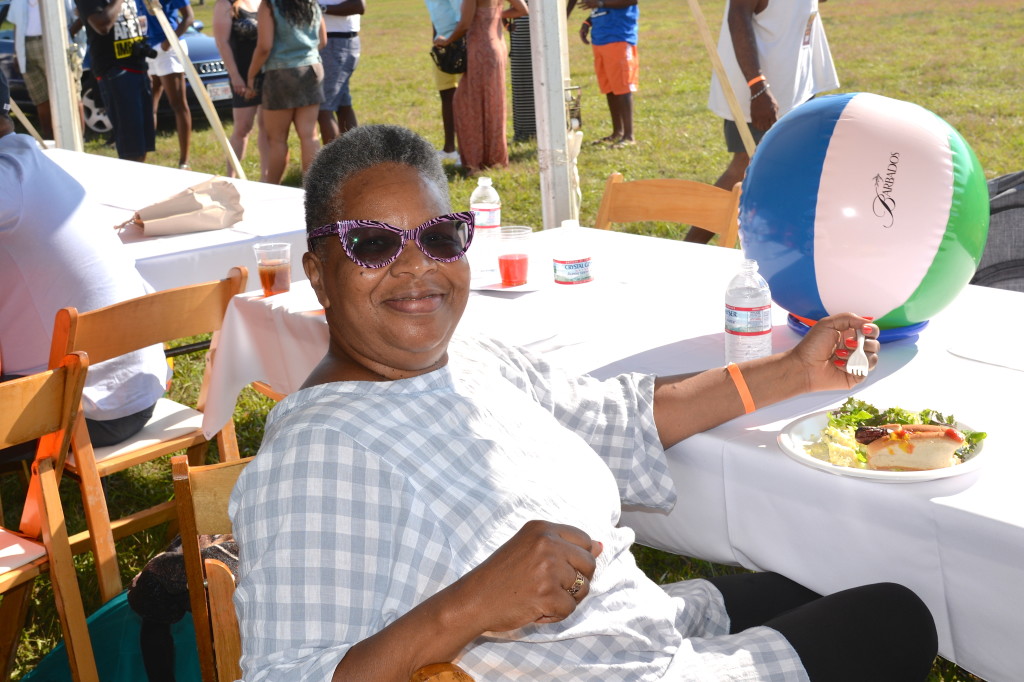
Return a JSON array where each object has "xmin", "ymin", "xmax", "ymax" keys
[{"xmin": 81, "ymin": 81, "xmax": 113, "ymax": 136}]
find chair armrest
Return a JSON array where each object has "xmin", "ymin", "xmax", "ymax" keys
[{"xmin": 410, "ymin": 662, "xmax": 475, "ymax": 682}]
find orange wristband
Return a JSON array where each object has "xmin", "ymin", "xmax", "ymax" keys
[
  {"xmin": 726, "ymin": 363, "xmax": 756, "ymax": 414},
  {"xmin": 747, "ymin": 74, "xmax": 766, "ymax": 87}
]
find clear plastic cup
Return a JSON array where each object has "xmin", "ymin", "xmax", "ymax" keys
[
  {"xmin": 253, "ymin": 242, "xmax": 291, "ymax": 297},
  {"xmin": 497, "ymin": 226, "xmax": 531, "ymax": 287}
]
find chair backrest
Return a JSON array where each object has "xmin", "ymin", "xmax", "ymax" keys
[
  {"xmin": 171, "ymin": 455, "xmax": 479, "ymax": 682},
  {"xmin": 0, "ymin": 352, "xmax": 100, "ymax": 681},
  {"xmin": 172, "ymin": 454, "xmax": 250, "ymax": 682},
  {"xmin": 0, "ymin": 353, "xmax": 86, "ymax": 462},
  {"xmin": 48, "ymin": 265, "xmax": 248, "ymax": 372},
  {"xmin": 593, "ymin": 172, "xmax": 741, "ymax": 248}
]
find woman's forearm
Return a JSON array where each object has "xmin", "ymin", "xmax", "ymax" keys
[
  {"xmin": 652, "ymin": 313, "xmax": 875, "ymax": 448},
  {"xmin": 330, "ymin": 580, "xmax": 484, "ymax": 682},
  {"xmin": 247, "ymin": 46, "xmax": 269, "ymax": 85},
  {"xmin": 652, "ymin": 354, "xmax": 805, "ymax": 448}
]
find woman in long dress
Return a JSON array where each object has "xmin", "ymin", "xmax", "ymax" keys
[{"xmin": 435, "ymin": 0, "xmax": 527, "ymax": 171}]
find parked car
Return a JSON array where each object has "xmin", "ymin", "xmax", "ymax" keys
[{"xmin": 0, "ymin": 2, "xmax": 232, "ymax": 136}]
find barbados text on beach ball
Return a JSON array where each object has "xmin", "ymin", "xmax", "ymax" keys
[{"xmin": 739, "ymin": 92, "xmax": 989, "ymax": 329}]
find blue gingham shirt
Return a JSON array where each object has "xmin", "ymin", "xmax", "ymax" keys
[{"xmin": 229, "ymin": 338, "xmax": 808, "ymax": 681}]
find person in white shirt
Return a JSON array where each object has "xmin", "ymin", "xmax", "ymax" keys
[
  {"xmin": 0, "ymin": 71, "xmax": 167, "ymax": 458},
  {"xmin": 687, "ymin": 0, "xmax": 839, "ymax": 244}
]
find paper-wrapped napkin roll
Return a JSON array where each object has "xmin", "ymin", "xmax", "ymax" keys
[{"xmin": 130, "ymin": 177, "xmax": 245, "ymax": 236}]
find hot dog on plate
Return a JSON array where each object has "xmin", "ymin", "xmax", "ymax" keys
[{"xmin": 859, "ymin": 423, "xmax": 965, "ymax": 471}]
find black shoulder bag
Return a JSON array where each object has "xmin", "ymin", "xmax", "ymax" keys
[{"xmin": 431, "ymin": 36, "xmax": 468, "ymax": 75}]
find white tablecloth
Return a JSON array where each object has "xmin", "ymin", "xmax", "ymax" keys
[
  {"xmin": 45, "ymin": 149, "xmax": 308, "ymax": 293},
  {"xmin": 203, "ymin": 228, "xmax": 1024, "ymax": 681}
]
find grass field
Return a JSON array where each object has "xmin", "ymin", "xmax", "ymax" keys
[{"xmin": 4, "ymin": 0, "xmax": 1020, "ymax": 678}]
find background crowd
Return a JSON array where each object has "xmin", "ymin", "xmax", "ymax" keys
[
  {"xmin": 10, "ymin": 0, "xmax": 655, "ymax": 178},
  {"xmin": 7, "ymin": 0, "xmax": 841, "ymax": 193}
]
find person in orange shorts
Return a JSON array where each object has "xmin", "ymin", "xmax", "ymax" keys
[{"xmin": 571, "ymin": 0, "xmax": 639, "ymax": 148}]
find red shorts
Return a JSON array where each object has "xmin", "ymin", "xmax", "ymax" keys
[{"xmin": 592, "ymin": 42, "xmax": 638, "ymax": 95}]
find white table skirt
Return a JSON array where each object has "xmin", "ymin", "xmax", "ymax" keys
[
  {"xmin": 45, "ymin": 149, "xmax": 309, "ymax": 293},
  {"xmin": 203, "ymin": 228, "xmax": 1024, "ymax": 681}
]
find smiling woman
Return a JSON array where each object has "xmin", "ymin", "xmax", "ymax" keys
[
  {"xmin": 302, "ymin": 155, "xmax": 472, "ymax": 383},
  {"xmin": 225, "ymin": 124, "xmax": 940, "ymax": 682}
]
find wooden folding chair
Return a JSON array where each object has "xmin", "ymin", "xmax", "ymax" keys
[
  {"xmin": 250, "ymin": 381, "xmax": 286, "ymax": 403},
  {"xmin": 0, "ymin": 352, "xmax": 98, "ymax": 682},
  {"xmin": 171, "ymin": 455, "xmax": 475, "ymax": 682},
  {"xmin": 48, "ymin": 267, "xmax": 247, "ymax": 604},
  {"xmin": 593, "ymin": 171, "xmax": 742, "ymax": 248}
]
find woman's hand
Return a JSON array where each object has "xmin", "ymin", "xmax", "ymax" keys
[
  {"xmin": 787, "ymin": 313, "xmax": 879, "ymax": 393},
  {"xmin": 750, "ymin": 87, "xmax": 779, "ymax": 132},
  {"xmin": 433, "ymin": 34, "xmax": 451, "ymax": 47},
  {"xmin": 231, "ymin": 74, "xmax": 246, "ymax": 96},
  {"xmin": 244, "ymin": 77, "xmax": 259, "ymax": 100},
  {"xmin": 457, "ymin": 520, "xmax": 602, "ymax": 632}
]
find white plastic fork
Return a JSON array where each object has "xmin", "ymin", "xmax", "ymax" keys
[{"xmin": 846, "ymin": 329, "xmax": 869, "ymax": 377}]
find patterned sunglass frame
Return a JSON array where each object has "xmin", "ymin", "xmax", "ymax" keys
[{"xmin": 307, "ymin": 211, "xmax": 475, "ymax": 268}]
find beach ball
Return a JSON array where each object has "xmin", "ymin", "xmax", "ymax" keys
[{"xmin": 739, "ymin": 92, "xmax": 989, "ymax": 333}]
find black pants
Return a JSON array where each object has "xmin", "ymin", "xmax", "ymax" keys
[{"xmin": 707, "ymin": 572, "xmax": 937, "ymax": 681}]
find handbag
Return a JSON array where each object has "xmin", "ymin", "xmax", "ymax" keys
[{"xmin": 431, "ymin": 36, "xmax": 468, "ymax": 75}]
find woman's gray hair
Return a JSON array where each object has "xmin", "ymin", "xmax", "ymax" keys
[{"xmin": 303, "ymin": 124, "xmax": 450, "ymax": 232}]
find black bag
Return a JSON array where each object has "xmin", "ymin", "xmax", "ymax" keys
[
  {"xmin": 431, "ymin": 36, "xmax": 468, "ymax": 75},
  {"xmin": 127, "ymin": 535, "xmax": 239, "ymax": 682},
  {"xmin": 970, "ymin": 171, "xmax": 1024, "ymax": 292}
]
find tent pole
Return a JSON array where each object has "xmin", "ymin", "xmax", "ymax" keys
[
  {"xmin": 9, "ymin": 100, "xmax": 47, "ymax": 149},
  {"xmin": 39, "ymin": 0, "xmax": 83, "ymax": 150},
  {"xmin": 531, "ymin": 0, "xmax": 574, "ymax": 229}
]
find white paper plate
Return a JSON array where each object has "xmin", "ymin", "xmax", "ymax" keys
[
  {"xmin": 470, "ymin": 280, "xmax": 545, "ymax": 293},
  {"xmin": 777, "ymin": 410, "xmax": 985, "ymax": 483}
]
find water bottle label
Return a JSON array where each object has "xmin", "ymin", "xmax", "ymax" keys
[
  {"xmin": 725, "ymin": 304, "xmax": 772, "ymax": 335},
  {"xmin": 471, "ymin": 206, "xmax": 501, "ymax": 228},
  {"xmin": 553, "ymin": 257, "xmax": 593, "ymax": 284}
]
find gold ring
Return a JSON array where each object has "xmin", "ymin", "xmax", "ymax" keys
[{"xmin": 567, "ymin": 570, "xmax": 586, "ymax": 597}]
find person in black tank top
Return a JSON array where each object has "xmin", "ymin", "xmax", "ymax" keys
[{"xmin": 213, "ymin": 0, "xmax": 267, "ymax": 177}]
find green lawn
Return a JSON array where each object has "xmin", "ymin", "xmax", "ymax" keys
[{"xmin": 5, "ymin": 0, "xmax": 1019, "ymax": 678}]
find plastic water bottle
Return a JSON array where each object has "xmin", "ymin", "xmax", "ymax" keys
[
  {"xmin": 469, "ymin": 177, "xmax": 501, "ymax": 277},
  {"xmin": 552, "ymin": 219, "xmax": 593, "ymax": 284},
  {"xmin": 724, "ymin": 259, "xmax": 773, "ymax": 363}
]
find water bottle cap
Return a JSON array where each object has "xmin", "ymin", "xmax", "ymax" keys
[{"xmin": 477, "ymin": 177, "xmax": 492, "ymax": 186}]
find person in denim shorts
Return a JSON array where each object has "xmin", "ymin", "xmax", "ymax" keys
[
  {"xmin": 317, "ymin": 0, "xmax": 364, "ymax": 144},
  {"xmin": 245, "ymin": 0, "xmax": 326, "ymax": 183}
]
